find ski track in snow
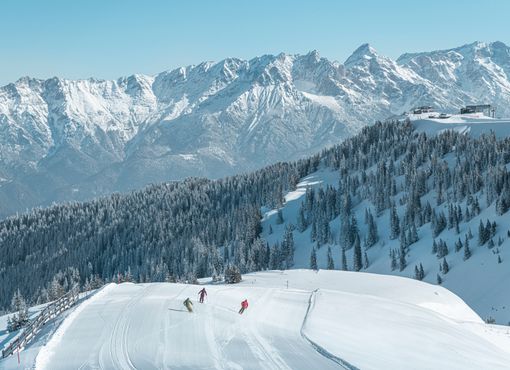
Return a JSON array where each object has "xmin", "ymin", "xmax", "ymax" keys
[
  {"xmin": 30, "ymin": 281, "xmax": 354, "ymax": 370},
  {"xmin": 105, "ymin": 284, "xmax": 151, "ymax": 370},
  {"xmin": 301, "ymin": 290, "xmax": 358, "ymax": 370},
  {"xmin": 242, "ymin": 289, "xmax": 291, "ymax": 370}
]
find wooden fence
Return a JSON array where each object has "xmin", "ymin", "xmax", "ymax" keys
[{"xmin": 2, "ymin": 286, "xmax": 80, "ymax": 359}]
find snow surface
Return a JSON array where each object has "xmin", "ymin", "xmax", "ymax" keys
[
  {"xmin": 0, "ymin": 295, "xmax": 91, "ymax": 370},
  {"xmin": 412, "ymin": 114, "xmax": 510, "ymax": 139},
  {"xmin": 1, "ymin": 270, "xmax": 507, "ymax": 370}
]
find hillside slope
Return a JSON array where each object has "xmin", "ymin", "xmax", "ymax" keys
[
  {"xmin": 263, "ymin": 115, "xmax": 510, "ymax": 324},
  {"xmin": 3, "ymin": 270, "xmax": 509, "ymax": 370}
]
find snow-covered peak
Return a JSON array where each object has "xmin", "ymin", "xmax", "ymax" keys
[
  {"xmin": 397, "ymin": 41, "xmax": 510, "ymax": 109},
  {"xmin": 344, "ymin": 43, "xmax": 381, "ymax": 68}
]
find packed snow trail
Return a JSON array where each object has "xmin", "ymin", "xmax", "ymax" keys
[
  {"xmin": 301, "ymin": 290, "xmax": 359, "ymax": 370},
  {"xmin": 30, "ymin": 270, "xmax": 510, "ymax": 370},
  {"xmin": 35, "ymin": 282, "xmax": 345, "ymax": 369}
]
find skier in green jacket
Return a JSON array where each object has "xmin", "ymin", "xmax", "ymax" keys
[{"xmin": 183, "ymin": 298, "xmax": 193, "ymax": 313}]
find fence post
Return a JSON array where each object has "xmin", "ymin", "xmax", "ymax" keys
[{"xmin": 2, "ymin": 285, "xmax": 82, "ymax": 359}]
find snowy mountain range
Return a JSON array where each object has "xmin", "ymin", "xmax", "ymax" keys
[{"xmin": 2, "ymin": 41, "xmax": 510, "ymax": 217}]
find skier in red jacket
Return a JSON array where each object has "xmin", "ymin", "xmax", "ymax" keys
[
  {"xmin": 198, "ymin": 288, "xmax": 207, "ymax": 303},
  {"xmin": 239, "ymin": 299, "xmax": 249, "ymax": 314}
]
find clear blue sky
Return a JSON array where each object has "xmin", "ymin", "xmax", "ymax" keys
[{"xmin": 1, "ymin": 0, "xmax": 508, "ymax": 85}]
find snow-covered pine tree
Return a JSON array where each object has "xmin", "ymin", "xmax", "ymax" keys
[
  {"xmin": 297, "ymin": 205, "xmax": 307, "ymax": 232},
  {"xmin": 7, "ymin": 289, "xmax": 28, "ymax": 332},
  {"xmin": 341, "ymin": 246, "xmax": 348, "ymax": 271},
  {"xmin": 399, "ymin": 243, "xmax": 406, "ymax": 271},
  {"xmin": 353, "ymin": 234, "xmax": 362, "ymax": 271},
  {"xmin": 363, "ymin": 251, "xmax": 369, "ymax": 269},
  {"xmin": 327, "ymin": 246, "xmax": 334, "ymax": 270},
  {"xmin": 479, "ymin": 220, "xmax": 487, "ymax": 246},
  {"xmin": 455, "ymin": 238, "xmax": 463, "ymax": 252},
  {"xmin": 390, "ymin": 202, "xmax": 400, "ymax": 240},
  {"xmin": 282, "ymin": 226, "xmax": 295, "ymax": 269},
  {"xmin": 464, "ymin": 241, "xmax": 472, "ymax": 261},
  {"xmin": 224, "ymin": 264, "xmax": 242, "ymax": 284},
  {"xmin": 442, "ymin": 258, "xmax": 450, "ymax": 274},
  {"xmin": 390, "ymin": 249, "xmax": 397, "ymax": 271},
  {"xmin": 310, "ymin": 220, "xmax": 317, "ymax": 243},
  {"xmin": 310, "ymin": 247, "xmax": 318, "ymax": 271},
  {"xmin": 414, "ymin": 265, "xmax": 422, "ymax": 280},
  {"xmin": 419, "ymin": 263, "xmax": 425, "ymax": 279},
  {"xmin": 365, "ymin": 209, "xmax": 379, "ymax": 248}
]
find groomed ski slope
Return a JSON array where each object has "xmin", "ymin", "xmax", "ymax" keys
[{"xmin": 31, "ymin": 270, "xmax": 510, "ymax": 370}]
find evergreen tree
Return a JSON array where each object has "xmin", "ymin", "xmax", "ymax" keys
[
  {"xmin": 350, "ymin": 215, "xmax": 359, "ymax": 247},
  {"xmin": 297, "ymin": 205, "xmax": 307, "ymax": 232},
  {"xmin": 282, "ymin": 226, "xmax": 295, "ymax": 269},
  {"xmin": 399, "ymin": 243, "xmax": 407, "ymax": 271},
  {"xmin": 390, "ymin": 250, "xmax": 397, "ymax": 271},
  {"xmin": 436, "ymin": 239, "xmax": 449, "ymax": 259},
  {"xmin": 419, "ymin": 263, "xmax": 425, "ymax": 280},
  {"xmin": 463, "ymin": 242, "xmax": 472, "ymax": 261},
  {"xmin": 224, "ymin": 264, "xmax": 242, "ymax": 284},
  {"xmin": 341, "ymin": 246, "xmax": 348, "ymax": 271},
  {"xmin": 7, "ymin": 290, "xmax": 28, "ymax": 332},
  {"xmin": 365, "ymin": 209, "xmax": 378, "ymax": 248},
  {"xmin": 414, "ymin": 265, "xmax": 422, "ymax": 280},
  {"xmin": 436, "ymin": 274, "xmax": 443, "ymax": 285},
  {"xmin": 432, "ymin": 239, "xmax": 438, "ymax": 254},
  {"xmin": 310, "ymin": 247, "xmax": 318, "ymax": 271},
  {"xmin": 390, "ymin": 202, "xmax": 400, "ymax": 240},
  {"xmin": 327, "ymin": 246, "xmax": 335, "ymax": 270},
  {"xmin": 455, "ymin": 238, "xmax": 463, "ymax": 252},
  {"xmin": 310, "ymin": 221, "xmax": 317, "ymax": 243},
  {"xmin": 433, "ymin": 211, "xmax": 447, "ymax": 237},
  {"xmin": 270, "ymin": 243, "xmax": 282, "ymax": 270},
  {"xmin": 352, "ymin": 234, "xmax": 362, "ymax": 271},
  {"xmin": 479, "ymin": 220, "xmax": 487, "ymax": 246},
  {"xmin": 410, "ymin": 223, "xmax": 419, "ymax": 244},
  {"xmin": 363, "ymin": 251, "xmax": 369, "ymax": 269},
  {"xmin": 442, "ymin": 258, "xmax": 449, "ymax": 274}
]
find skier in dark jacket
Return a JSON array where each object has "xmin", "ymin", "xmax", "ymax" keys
[
  {"xmin": 198, "ymin": 288, "xmax": 207, "ymax": 303},
  {"xmin": 183, "ymin": 298, "xmax": 193, "ymax": 313},
  {"xmin": 238, "ymin": 299, "xmax": 249, "ymax": 314}
]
